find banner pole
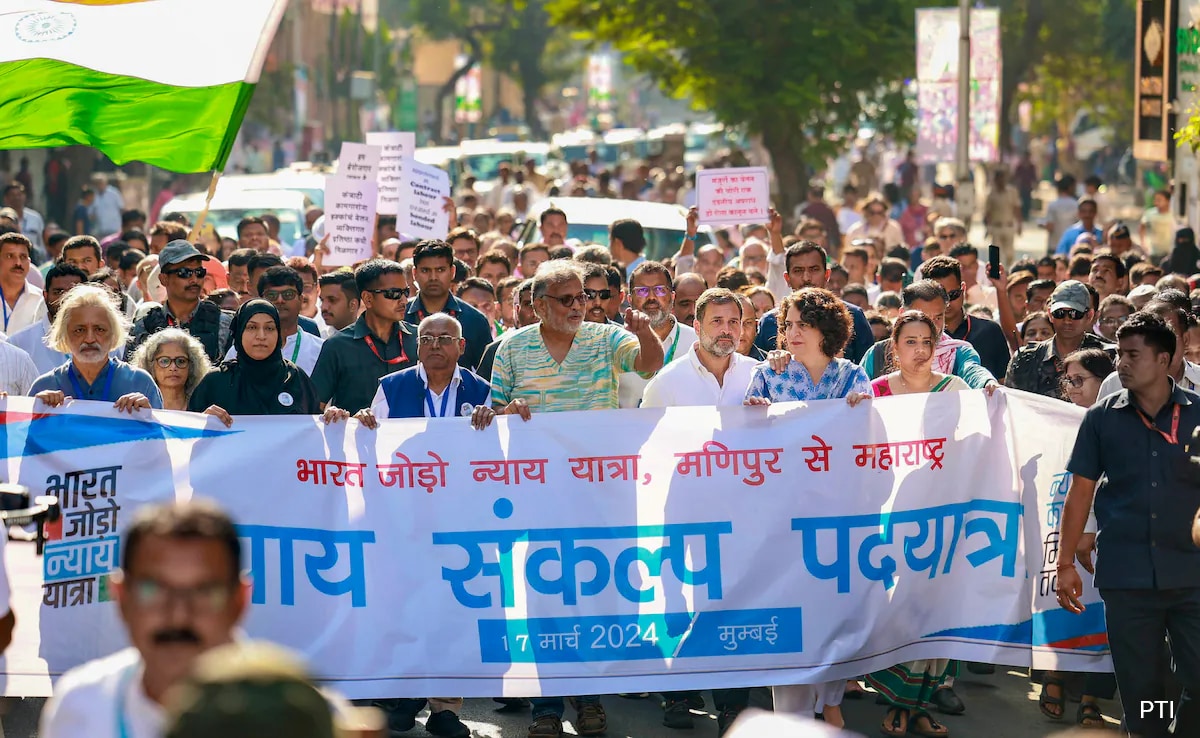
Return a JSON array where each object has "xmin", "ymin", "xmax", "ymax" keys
[{"xmin": 187, "ymin": 171, "xmax": 222, "ymax": 242}]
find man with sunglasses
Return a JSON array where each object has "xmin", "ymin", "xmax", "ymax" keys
[
  {"xmin": 581, "ymin": 264, "xmax": 618, "ymax": 326},
  {"xmin": 1006, "ymin": 280, "xmax": 1115, "ymax": 399},
  {"xmin": 311, "ymin": 259, "xmax": 417, "ymax": 414},
  {"xmin": 919, "ymin": 256, "xmax": 1011, "ymax": 380},
  {"xmin": 128, "ymin": 241, "xmax": 231, "ymax": 363},
  {"xmin": 619, "ymin": 261, "xmax": 697, "ymax": 407}
]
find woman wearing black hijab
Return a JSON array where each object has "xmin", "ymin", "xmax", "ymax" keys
[
  {"xmin": 1166, "ymin": 226, "xmax": 1200, "ymax": 276},
  {"xmin": 188, "ymin": 300, "xmax": 320, "ymax": 424}
]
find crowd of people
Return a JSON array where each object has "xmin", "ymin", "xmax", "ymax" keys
[{"xmin": 0, "ymin": 156, "xmax": 1197, "ymax": 738}]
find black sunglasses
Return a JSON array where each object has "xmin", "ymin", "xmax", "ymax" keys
[
  {"xmin": 166, "ymin": 267, "xmax": 207, "ymax": 280},
  {"xmin": 946, "ymin": 288, "xmax": 963, "ymax": 301},
  {"xmin": 585, "ymin": 289, "xmax": 614, "ymax": 301},
  {"xmin": 1051, "ymin": 308, "xmax": 1086, "ymax": 321},
  {"xmin": 366, "ymin": 287, "xmax": 411, "ymax": 300},
  {"xmin": 544, "ymin": 292, "xmax": 589, "ymax": 307}
]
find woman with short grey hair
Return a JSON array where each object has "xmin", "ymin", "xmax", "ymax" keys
[{"xmin": 129, "ymin": 328, "xmax": 212, "ymax": 411}]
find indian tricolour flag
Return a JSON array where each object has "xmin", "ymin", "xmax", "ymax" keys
[{"xmin": 0, "ymin": 0, "xmax": 288, "ymax": 172}]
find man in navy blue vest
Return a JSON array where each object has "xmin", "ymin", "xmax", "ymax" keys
[{"xmin": 353, "ymin": 313, "xmax": 495, "ymax": 432}]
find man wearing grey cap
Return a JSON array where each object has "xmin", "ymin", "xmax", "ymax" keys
[
  {"xmin": 127, "ymin": 240, "xmax": 232, "ymax": 363},
  {"xmin": 1005, "ymin": 279, "xmax": 1115, "ymax": 399}
]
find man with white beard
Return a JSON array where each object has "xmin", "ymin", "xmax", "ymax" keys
[
  {"xmin": 30, "ymin": 284, "xmax": 162, "ymax": 411},
  {"xmin": 641, "ymin": 287, "xmax": 758, "ymax": 409},
  {"xmin": 618, "ymin": 261, "xmax": 697, "ymax": 408}
]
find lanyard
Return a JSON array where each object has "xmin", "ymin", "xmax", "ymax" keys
[
  {"xmin": 959, "ymin": 316, "xmax": 973, "ymax": 341},
  {"xmin": 115, "ymin": 663, "xmax": 136, "ymax": 738},
  {"xmin": 1136, "ymin": 402, "xmax": 1181, "ymax": 445},
  {"xmin": 0, "ymin": 284, "xmax": 22, "ymax": 332},
  {"xmin": 364, "ymin": 334, "xmax": 408, "ymax": 365},
  {"xmin": 289, "ymin": 329, "xmax": 302, "ymax": 364},
  {"xmin": 663, "ymin": 325, "xmax": 682, "ymax": 365},
  {"xmin": 425, "ymin": 382, "xmax": 453, "ymax": 417},
  {"xmin": 68, "ymin": 359, "xmax": 115, "ymax": 402}
]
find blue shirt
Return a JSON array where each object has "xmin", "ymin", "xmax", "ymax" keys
[
  {"xmin": 1055, "ymin": 222, "xmax": 1104, "ymax": 254},
  {"xmin": 745, "ymin": 357, "xmax": 871, "ymax": 403},
  {"xmin": 30, "ymin": 359, "xmax": 163, "ymax": 408}
]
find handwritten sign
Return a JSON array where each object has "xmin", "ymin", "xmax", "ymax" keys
[
  {"xmin": 337, "ymin": 142, "xmax": 382, "ymax": 183},
  {"xmin": 399, "ymin": 157, "xmax": 451, "ymax": 242},
  {"xmin": 695, "ymin": 167, "xmax": 771, "ymax": 226},
  {"xmin": 365, "ymin": 132, "xmax": 416, "ymax": 215},
  {"xmin": 322, "ymin": 175, "xmax": 378, "ymax": 266}
]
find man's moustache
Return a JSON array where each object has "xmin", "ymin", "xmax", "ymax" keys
[{"xmin": 153, "ymin": 628, "xmax": 201, "ymax": 645}]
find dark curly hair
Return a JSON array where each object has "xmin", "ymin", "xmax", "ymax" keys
[{"xmin": 776, "ymin": 287, "xmax": 851, "ymax": 358}]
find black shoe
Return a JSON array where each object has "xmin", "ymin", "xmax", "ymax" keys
[
  {"xmin": 966, "ymin": 661, "xmax": 995, "ymax": 675},
  {"xmin": 662, "ymin": 700, "xmax": 694, "ymax": 730},
  {"xmin": 493, "ymin": 698, "xmax": 531, "ymax": 712},
  {"xmin": 685, "ymin": 693, "xmax": 705, "ymax": 710},
  {"xmin": 930, "ymin": 686, "xmax": 965, "ymax": 715},
  {"xmin": 386, "ymin": 698, "xmax": 429, "ymax": 734},
  {"xmin": 426, "ymin": 710, "xmax": 470, "ymax": 738},
  {"xmin": 717, "ymin": 708, "xmax": 742, "ymax": 737}
]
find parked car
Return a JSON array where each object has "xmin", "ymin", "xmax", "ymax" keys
[
  {"xmin": 160, "ymin": 188, "xmax": 311, "ymax": 245},
  {"xmin": 517, "ymin": 197, "xmax": 713, "ymax": 261}
]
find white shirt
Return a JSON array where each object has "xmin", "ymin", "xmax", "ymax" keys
[
  {"xmin": 1096, "ymin": 361, "xmax": 1200, "ymax": 400},
  {"xmin": 225, "ymin": 328, "xmax": 324, "ymax": 376},
  {"xmin": 642, "ymin": 344, "xmax": 760, "ymax": 407},
  {"xmin": 369, "ymin": 363, "xmax": 491, "ymax": 418},
  {"xmin": 0, "ymin": 281, "xmax": 46, "ymax": 336},
  {"xmin": 618, "ymin": 321, "xmax": 698, "ymax": 408},
  {"xmin": 40, "ymin": 647, "xmax": 164, "ymax": 738},
  {"xmin": 89, "ymin": 186, "xmax": 126, "ymax": 238},
  {"xmin": 0, "ymin": 534, "xmax": 9, "ymax": 615},
  {"xmin": 765, "ymin": 250, "xmax": 790, "ymax": 303},
  {"xmin": 21, "ymin": 208, "xmax": 45, "ymax": 251},
  {"xmin": 0, "ymin": 336, "xmax": 40, "ymax": 395}
]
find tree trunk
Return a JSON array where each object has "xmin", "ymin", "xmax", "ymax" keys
[
  {"xmin": 521, "ymin": 83, "xmax": 546, "ymax": 140},
  {"xmin": 760, "ymin": 123, "xmax": 807, "ymax": 228},
  {"xmin": 999, "ymin": 0, "xmax": 1045, "ymax": 155}
]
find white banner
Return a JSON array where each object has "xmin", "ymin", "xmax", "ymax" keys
[
  {"xmin": 2, "ymin": 391, "xmax": 1108, "ymax": 698},
  {"xmin": 398, "ymin": 157, "xmax": 451, "ymax": 242}
]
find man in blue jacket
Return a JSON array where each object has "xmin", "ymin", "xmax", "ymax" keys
[{"xmin": 353, "ymin": 313, "xmax": 497, "ymax": 431}]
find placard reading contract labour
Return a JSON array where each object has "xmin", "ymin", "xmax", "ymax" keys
[
  {"xmin": 323, "ymin": 175, "xmax": 378, "ymax": 266},
  {"xmin": 366, "ymin": 132, "xmax": 416, "ymax": 215},
  {"xmin": 399, "ymin": 157, "xmax": 452, "ymax": 241},
  {"xmin": 695, "ymin": 167, "xmax": 771, "ymax": 226}
]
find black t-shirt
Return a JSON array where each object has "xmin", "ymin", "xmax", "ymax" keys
[{"xmin": 948, "ymin": 315, "xmax": 1010, "ymax": 381}]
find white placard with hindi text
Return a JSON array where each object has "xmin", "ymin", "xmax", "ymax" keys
[
  {"xmin": 338, "ymin": 142, "xmax": 382, "ymax": 183},
  {"xmin": 399, "ymin": 157, "xmax": 451, "ymax": 241},
  {"xmin": 366, "ymin": 132, "xmax": 416, "ymax": 215},
  {"xmin": 695, "ymin": 167, "xmax": 771, "ymax": 226},
  {"xmin": 323, "ymin": 175, "xmax": 378, "ymax": 266}
]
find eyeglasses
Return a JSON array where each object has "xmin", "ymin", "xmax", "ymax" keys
[
  {"xmin": 418, "ymin": 335, "xmax": 459, "ymax": 347},
  {"xmin": 128, "ymin": 578, "xmax": 234, "ymax": 612},
  {"xmin": 946, "ymin": 288, "xmax": 964, "ymax": 301},
  {"xmin": 1099, "ymin": 315, "xmax": 1129, "ymax": 327},
  {"xmin": 263, "ymin": 289, "xmax": 299, "ymax": 302},
  {"xmin": 866, "ymin": 208, "xmax": 886, "ymax": 216},
  {"xmin": 632, "ymin": 285, "xmax": 671, "ymax": 299},
  {"xmin": 165, "ymin": 267, "xmax": 207, "ymax": 280},
  {"xmin": 585, "ymin": 289, "xmax": 614, "ymax": 301},
  {"xmin": 936, "ymin": 232, "xmax": 959, "ymax": 241},
  {"xmin": 1062, "ymin": 374, "xmax": 1095, "ymax": 388},
  {"xmin": 154, "ymin": 356, "xmax": 190, "ymax": 369},
  {"xmin": 365, "ymin": 287, "xmax": 411, "ymax": 300},
  {"xmin": 1051, "ymin": 308, "xmax": 1086, "ymax": 321},
  {"xmin": 543, "ymin": 292, "xmax": 589, "ymax": 307}
]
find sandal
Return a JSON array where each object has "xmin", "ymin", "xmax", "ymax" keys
[
  {"xmin": 909, "ymin": 711, "xmax": 950, "ymax": 737},
  {"xmin": 1077, "ymin": 701, "xmax": 1106, "ymax": 728},
  {"xmin": 880, "ymin": 707, "xmax": 908, "ymax": 737},
  {"xmin": 1039, "ymin": 676, "xmax": 1066, "ymax": 720}
]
